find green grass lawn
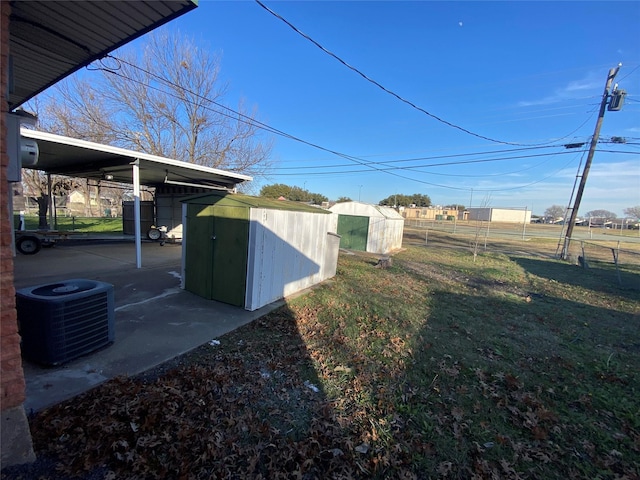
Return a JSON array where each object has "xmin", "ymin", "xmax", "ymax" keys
[
  {"xmin": 8, "ymin": 232, "xmax": 639, "ymax": 479},
  {"xmin": 17, "ymin": 215, "xmax": 123, "ymax": 233}
]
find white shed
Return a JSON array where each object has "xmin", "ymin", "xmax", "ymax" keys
[{"xmin": 329, "ymin": 201, "xmax": 404, "ymax": 254}]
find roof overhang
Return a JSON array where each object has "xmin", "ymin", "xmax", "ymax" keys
[
  {"xmin": 21, "ymin": 128, "xmax": 252, "ymax": 190},
  {"xmin": 8, "ymin": 0, "xmax": 198, "ymax": 110}
]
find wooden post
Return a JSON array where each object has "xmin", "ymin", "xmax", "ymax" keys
[
  {"xmin": 484, "ymin": 221, "xmax": 490, "ymax": 251},
  {"xmin": 562, "ymin": 65, "xmax": 621, "ymax": 259}
]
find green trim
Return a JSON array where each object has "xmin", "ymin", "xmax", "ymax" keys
[{"xmin": 337, "ymin": 214, "xmax": 369, "ymax": 251}]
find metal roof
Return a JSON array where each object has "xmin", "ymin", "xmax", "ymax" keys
[
  {"xmin": 21, "ymin": 128, "xmax": 252, "ymax": 189},
  {"xmin": 8, "ymin": 0, "xmax": 198, "ymax": 110},
  {"xmin": 182, "ymin": 192, "xmax": 332, "ymax": 213},
  {"xmin": 330, "ymin": 201, "xmax": 404, "ymax": 219}
]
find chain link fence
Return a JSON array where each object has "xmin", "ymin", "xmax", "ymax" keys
[
  {"xmin": 568, "ymin": 240, "xmax": 640, "ymax": 290},
  {"xmin": 403, "ymin": 220, "xmax": 640, "ymax": 290}
]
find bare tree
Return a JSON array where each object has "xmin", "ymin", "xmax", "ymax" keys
[
  {"xmin": 39, "ymin": 79, "xmax": 117, "ymax": 144},
  {"xmin": 22, "ymin": 95, "xmax": 105, "ymax": 222},
  {"xmin": 623, "ymin": 206, "xmax": 640, "ymax": 219},
  {"xmin": 21, "ymin": 169, "xmax": 79, "ymax": 228},
  {"xmin": 586, "ymin": 209, "xmax": 617, "ymax": 221},
  {"xmin": 37, "ymin": 29, "xmax": 273, "ymax": 180},
  {"xmin": 544, "ymin": 205, "xmax": 566, "ymax": 222},
  {"xmin": 471, "ymin": 195, "xmax": 492, "ymax": 263}
]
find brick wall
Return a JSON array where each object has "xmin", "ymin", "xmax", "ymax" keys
[{"xmin": 0, "ymin": 0, "xmax": 27, "ymax": 411}]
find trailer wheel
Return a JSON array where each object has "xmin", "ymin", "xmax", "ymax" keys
[
  {"xmin": 147, "ymin": 228, "xmax": 162, "ymax": 241},
  {"xmin": 16, "ymin": 235, "xmax": 42, "ymax": 255}
]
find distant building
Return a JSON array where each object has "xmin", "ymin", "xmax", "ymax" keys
[
  {"xmin": 402, "ymin": 206, "xmax": 466, "ymax": 221},
  {"xmin": 467, "ymin": 207, "xmax": 531, "ymax": 224},
  {"xmin": 608, "ymin": 218, "xmax": 638, "ymax": 230}
]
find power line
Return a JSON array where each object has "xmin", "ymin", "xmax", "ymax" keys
[
  {"xmin": 272, "ymin": 149, "xmax": 586, "ymax": 194},
  {"xmin": 254, "ymin": 0, "xmax": 597, "ymax": 148},
  {"xmin": 617, "ymin": 64, "xmax": 640, "ymax": 82},
  {"xmin": 99, "ymin": 55, "xmax": 463, "ymax": 187},
  {"xmin": 273, "ymin": 145, "xmax": 559, "ymax": 168},
  {"xmin": 102, "ymin": 55, "xmax": 575, "ymax": 190},
  {"xmin": 592, "ymin": 149, "xmax": 640, "ymax": 155},
  {"xmin": 98, "ymin": 55, "xmax": 634, "ymax": 193},
  {"xmin": 275, "ymin": 132, "xmax": 628, "ymax": 165},
  {"xmin": 372, "ymin": 151, "xmax": 567, "ymax": 179},
  {"xmin": 271, "ymin": 150, "xmax": 589, "ymax": 176},
  {"xmin": 269, "ymin": 143, "xmax": 636, "ymax": 178}
]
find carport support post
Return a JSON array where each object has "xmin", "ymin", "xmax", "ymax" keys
[
  {"xmin": 133, "ymin": 159, "xmax": 142, "ymax": 268},
  {"xmin": 47, "ymin": 173, "xmax": 53, "ymax": 229}
]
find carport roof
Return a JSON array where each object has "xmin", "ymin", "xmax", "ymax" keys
[
  {"xmin": 21, "ymin": 128, "xmax": 252, "ymax": 189},
  {"xmin": 8, "ymin": 0, "xmax": 198, "ymax": 110}
]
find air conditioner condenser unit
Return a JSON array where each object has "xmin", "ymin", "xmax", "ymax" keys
[{"xmin": 16, "ymin": 279, "xmax": 115, "ymax": 366}]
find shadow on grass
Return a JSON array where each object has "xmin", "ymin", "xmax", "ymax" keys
[
  {"xmin": 314, "ymin": 258, "xmax": 639, "ymax": 478},
  {"xmin": 512, "ymin": 255, "xmax": 640, "ymax": 298}
]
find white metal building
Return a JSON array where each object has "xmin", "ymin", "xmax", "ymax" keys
[{"xmin": 467, "ymin": 207, "xmax": 532, "ymax": 223}]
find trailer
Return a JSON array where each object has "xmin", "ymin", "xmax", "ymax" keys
[{"xmin": 14, "ymin": 230, "xmax": 89, "ymax": 255}]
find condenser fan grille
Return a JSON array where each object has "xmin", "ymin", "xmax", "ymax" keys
[{"xmin": 47, "ymin": 292, "xmax": 111, "ymax": 362}]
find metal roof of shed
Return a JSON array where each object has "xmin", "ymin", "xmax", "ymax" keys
[
  {"xmin": 8, "ymin": 0, "xmax": 198, "ymax": 110},
  {"xmin": 182, "ymin": 192, "xmax": 332, "ymax": 214},
  {"xmin": 21, "ymin": 128, "xmax": 252, "ymax": 190},
  {"xmin": 329, "ymin": 201, "xmax": 404, "ymax": 220}
]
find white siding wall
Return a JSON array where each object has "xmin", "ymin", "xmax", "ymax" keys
[
  {"xmin": 245, "ymin": 209, "xmax": 337, "ymax": 311},
  {"xmin": 367, "ymin": 217, "xmax": 404, "ymax": 254},
  {"xmin": 490, "ymin": 208, "xmax": 531, "ymax": 223}
]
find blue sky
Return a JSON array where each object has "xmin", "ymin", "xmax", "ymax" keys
[{"xmin": 116, "ymin": 2, "xmax": 640, "ymax": 215}]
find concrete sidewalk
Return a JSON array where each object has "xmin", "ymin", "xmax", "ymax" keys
[{"xmin": 13, "ymin": 240, "xmax": 283, "ymax": 413}]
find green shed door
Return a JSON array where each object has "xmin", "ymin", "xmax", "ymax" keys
[
  {"xmin": 184, "ymin": 204, "xmax": 249, "ymax": 306},
  {"xmin": 336, "ymin": 214, "xmax": 369, "ymax": 251}
]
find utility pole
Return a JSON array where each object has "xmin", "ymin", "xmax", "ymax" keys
[{"xmin": 561, "ymin": 64, "xmax": 622, "ymax": 260}]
